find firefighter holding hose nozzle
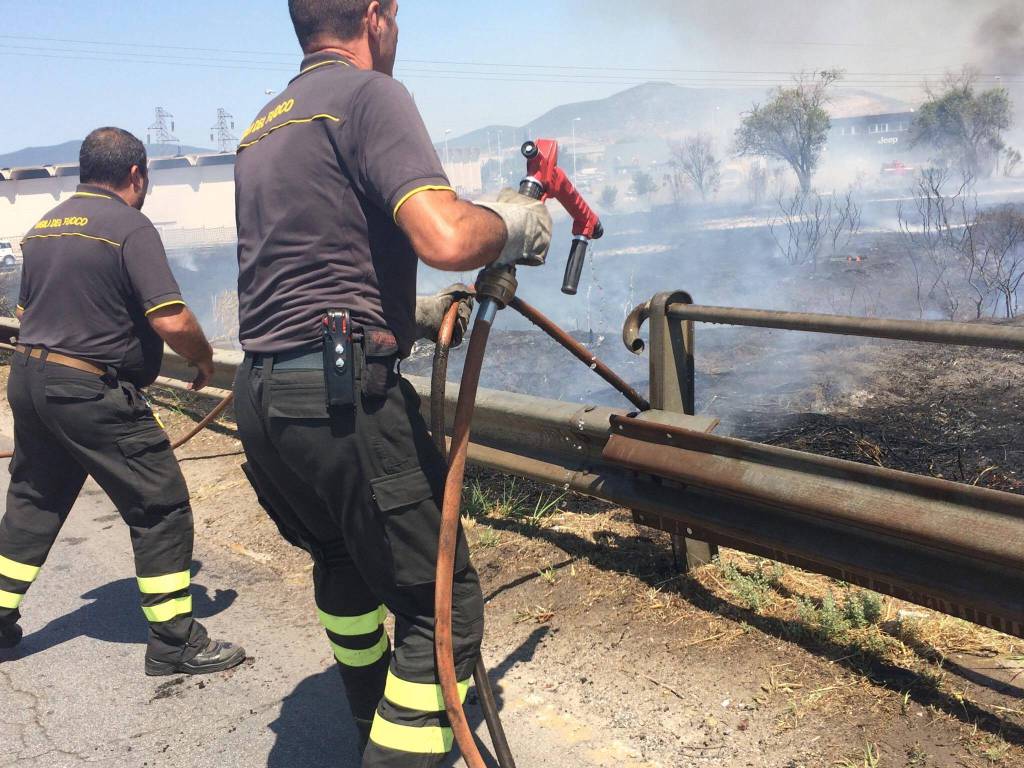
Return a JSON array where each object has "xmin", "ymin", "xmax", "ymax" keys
[{"xmin": 232, "ymin": 1, "xmax": 551, "ymax": 764}]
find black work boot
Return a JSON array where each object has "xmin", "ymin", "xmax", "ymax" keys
[
  {"xmin": 0, "ymin": 621, "xmax": 22, "ymax": 649},
  {"xmin": 145, "ymin": 638, "xmax": 246, "ymax": 677}
]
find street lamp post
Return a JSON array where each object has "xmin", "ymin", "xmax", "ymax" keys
[
  {"xmin": 572, "ymin": 117, "xmax": 582, "ymax": 181},
  {"xmin": 496, "ymin": 130, "xmax": 504, "ymax": 186},
  {"xmin": 444, "ymin": 129, "xmax": 452, "ymax": 168}
]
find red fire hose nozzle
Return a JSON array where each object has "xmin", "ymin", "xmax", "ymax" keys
[{"xmin": 518, "ymin": 139, "xmax": 604, "ymax": 296}]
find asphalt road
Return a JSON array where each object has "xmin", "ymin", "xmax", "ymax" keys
[
  {"xmin": 0, "ymin": 422, "xmax": 587, "ymax": 768},
  {"xmin": 0, "ymin": 451, "xmax": 368, "ymax": 768}
]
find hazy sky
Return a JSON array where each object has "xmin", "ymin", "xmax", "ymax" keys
[{"xmin": 0, "ymin": 0, "xmax": 1019, "ymax": 154}]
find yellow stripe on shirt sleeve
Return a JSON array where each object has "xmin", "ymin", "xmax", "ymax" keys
[
  {"xmin": 145, "ymin": 300, "xmax": 187, "ymax": 317},
  {"xmin": 393, "ymin": 185, "xmax": 455, "ymax": 223}
]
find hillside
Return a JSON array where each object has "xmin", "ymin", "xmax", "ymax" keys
[{"xmin": 445, "ymin": 81, "xmax": 912, "ymax": 150}]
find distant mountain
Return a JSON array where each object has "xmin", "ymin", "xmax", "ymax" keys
[
  {"xmin": 444, "ymin": 82, "xmax": 913, "ymax": 151},
  {"xmin": 0, "ymin": 140, "xmax": 216, "ymax": 169},
  {"xmin": 828, "ymin": 90, "xmax": 912, "ymax": 119}
]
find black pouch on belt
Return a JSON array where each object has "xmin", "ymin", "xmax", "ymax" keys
[
  {"xmin": 322, "ymin": 310, "xmax": 356, "ymax": 409},
  {"xmin": 362, "ymin": 328, "xmax": 400, "ymax": 399}
]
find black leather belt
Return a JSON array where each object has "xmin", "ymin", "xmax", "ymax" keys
[
  {"xmin": 248, "ymin": 327, "xmax": 399, "ymax": 372},
  {"xmin": 250, "ymin": 349, "xmax": 322, "ymax": 371}
]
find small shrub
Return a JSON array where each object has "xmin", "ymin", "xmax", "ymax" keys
[
  {"xmin": 474, "ymin": 528, "xmax": 500, "ymax": 549},
  {"xmin": 843, "ymin": 590, "xmax": 884, "ymax": 629},
  {"xmin": 818, "ymin": 591, "xmax": 850, "ymax": 639},
  {"xmin": 721, "ymin": 559, "xmax": 785, "ymax": 612}
]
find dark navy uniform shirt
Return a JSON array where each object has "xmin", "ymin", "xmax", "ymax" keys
[
  {"xmin": 17, "ymin": 184, "xmax": 185, "ymax": 386},
  {"xmin": 234, "ymin": 51, "xmax": 452, "ymax": 356}
]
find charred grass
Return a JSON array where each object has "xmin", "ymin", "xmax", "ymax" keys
[{"xmin": 461, "ymin": 466, "xmax": 1024, "ymax": 765}]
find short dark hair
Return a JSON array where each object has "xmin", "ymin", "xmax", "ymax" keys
[
  {"xmin": 80, "ymin": 128, "xmax": 148, "ymax": 187},
  {"xmin": 288, "ymin": 0, "xmax": 392, "ymax": 50}
]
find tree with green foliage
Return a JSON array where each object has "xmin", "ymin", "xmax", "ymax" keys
[
  {"xmin": 734, "ymin": 70, "xmax": 841, "ymax": 194},
  {"xmin": 630, "ymin": 170, "xmax": 658, "ymax": 203},
  {"xmin": 598, "ymin": 185, "xmax": 619, "ymax": 210},
  {"xmin": 910, "ymin": 71, "xmax": 1014, "ymax": 177}
]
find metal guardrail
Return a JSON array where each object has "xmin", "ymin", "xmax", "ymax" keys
[
  {"xmin": 469, "ymin": 441, "xmax": 1024, "ymax": 639},
  {"xmin": 1, "ymin": 314, "xmax": 1023, "ymax": 638},
  {"xmin": 159, "ymin": 226, "xmax": 237, "ymax": 250},
  {"xmin": 622, "ymin": 294, "xmax": 1024, "ymax": 571},
  {"xmin": 624, "ymin": 300, "xmax": 1024, "ymax": 352}
]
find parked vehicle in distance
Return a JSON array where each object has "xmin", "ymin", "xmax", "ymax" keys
[
  {"xmin": 880, "ymin": 160, "xmax": 915, "ymax": 177},
  {"xmin": 0, "ymin": 241, "xmax": 18, "ymax": 269}
]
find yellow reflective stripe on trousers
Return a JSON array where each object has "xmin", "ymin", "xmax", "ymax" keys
[
  {"xmin": 384, "ymin": 670, "xmax": 470, "ymax": 713},
  {"xmin": 369, "ymin": 717, "xmax": 454, "ymax": 755},
  {"xmin": 137, "ymin": 570, "xmax": 190, "ymax": 594},
  {"xmin": 317, "ymin": 605, "xmax": 386, "ymax": 636},
  {"xmin": 0, "ymin": 589, "xmax": 24, "ymax": 609},
  {"xmin": 330, "ymin": 634, "xmax": 388, "ymax": 668},
  {"xmin": 0, "ymin": 554, "xmax": 40, "ymax": 584},
  {"xmin": 142, "ymin": 596, "xmax": 192, "ymax": 623}
]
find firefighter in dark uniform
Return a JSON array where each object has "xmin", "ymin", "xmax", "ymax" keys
[
  {"xmin": 233, "ymin": 1, "xmax": 551, "ymax": 764},
  {"xmin": 0, "ymin": 128, "xmax": 245, "ymax": 677}
]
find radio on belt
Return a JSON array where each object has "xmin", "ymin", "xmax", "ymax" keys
[{"xmin": 322, "ymin": 309, "xmax": 356, "ymax": 408}]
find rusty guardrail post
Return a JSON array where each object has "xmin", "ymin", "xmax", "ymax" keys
[{"xmin": 646, "ymin": 291, "xmax": 718, "ymax": 571}]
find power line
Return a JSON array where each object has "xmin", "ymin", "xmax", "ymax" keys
[
  {"xmin": 1, "ymin": 50, "xmax": 1014, "ymax": 92},
  {"xmin": 0, "ymin": 32, "xmax": 983, "ymax": 59},
  {"xmin": 0, "ymin": 45, "xmax": 293, "ymax": 72},
  {"xmin": 1, "ymin": 35, "xmax": 1021, "ymax": 80},
  {"xmin": 0, "ymin": 34, "xmax": 298, "ymax": 59},
  {"xmin": 400, "ymin": 59, "xmax": 1023, "ymax": 80},
  {"xmin": 1, "ymin": 50, "xmax": 1012, "ymax": 92},
  {"xmin": 1, "ymin": 39, "xmax": 1020, "ymax": 95}
]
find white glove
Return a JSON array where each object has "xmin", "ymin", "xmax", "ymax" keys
[
  {"xmin": 475, "ymin": 190, "xmax": 553, "ymax": 268},
  {"xmin": 415, "ymin": 284, "xmax": 474, "ymax": 346}
]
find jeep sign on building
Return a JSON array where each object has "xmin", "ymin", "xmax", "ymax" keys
[{"xmin": 828, "ymin": 111, "xmax": 927, "ymax": 160}]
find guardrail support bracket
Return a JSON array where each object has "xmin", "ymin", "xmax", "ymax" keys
[{"xmin": 646, "ymin": 291, "xmax": 718, "ymax": 571}]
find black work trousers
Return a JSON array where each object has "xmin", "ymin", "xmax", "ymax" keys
[
  {"xmin": 0, "ymin": 352, "xmax": 207, "ymax": 662},
  {"xmin": 234, "ymin": 352, "xmax": 484, "ymax": 768}
]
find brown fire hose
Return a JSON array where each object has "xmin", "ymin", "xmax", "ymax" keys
[
  {"xmin": 433, "ymin": 287, "xmax": 652, "ymax": 767},
  {"xmin": 170, "ymin": 392, "xmax": 235, "ymax": 450},
  {"xmin": 435, "ymin": 292, "xmax": 497, "ymax": 768},
  {"xmin": 0, "ymin": 390, "xmax": 235, "ymax": 460},
  {"xmin": 432, "ymin": 301, "xmax": 517, "ymax": 768}
]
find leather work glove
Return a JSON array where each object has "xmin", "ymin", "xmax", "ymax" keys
[
  {"xmin": 415, "ymin": 284, "xmax": 475, "ymax": 346},
  {"xmin": 475, "ymin": 189, "xmax": 553, "ymax": 268}
]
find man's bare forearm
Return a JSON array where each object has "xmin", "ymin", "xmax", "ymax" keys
[
  {"xmin": 398, "ymin": 191, "xmax": 507, "ymax": 271},
  {"xmin": 444, "ymin": 200, "xmax": 508, "ymax": 270},
  {"xmin": 149, "ymin": 307, "xmax": 214, "ymax": 365}
]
